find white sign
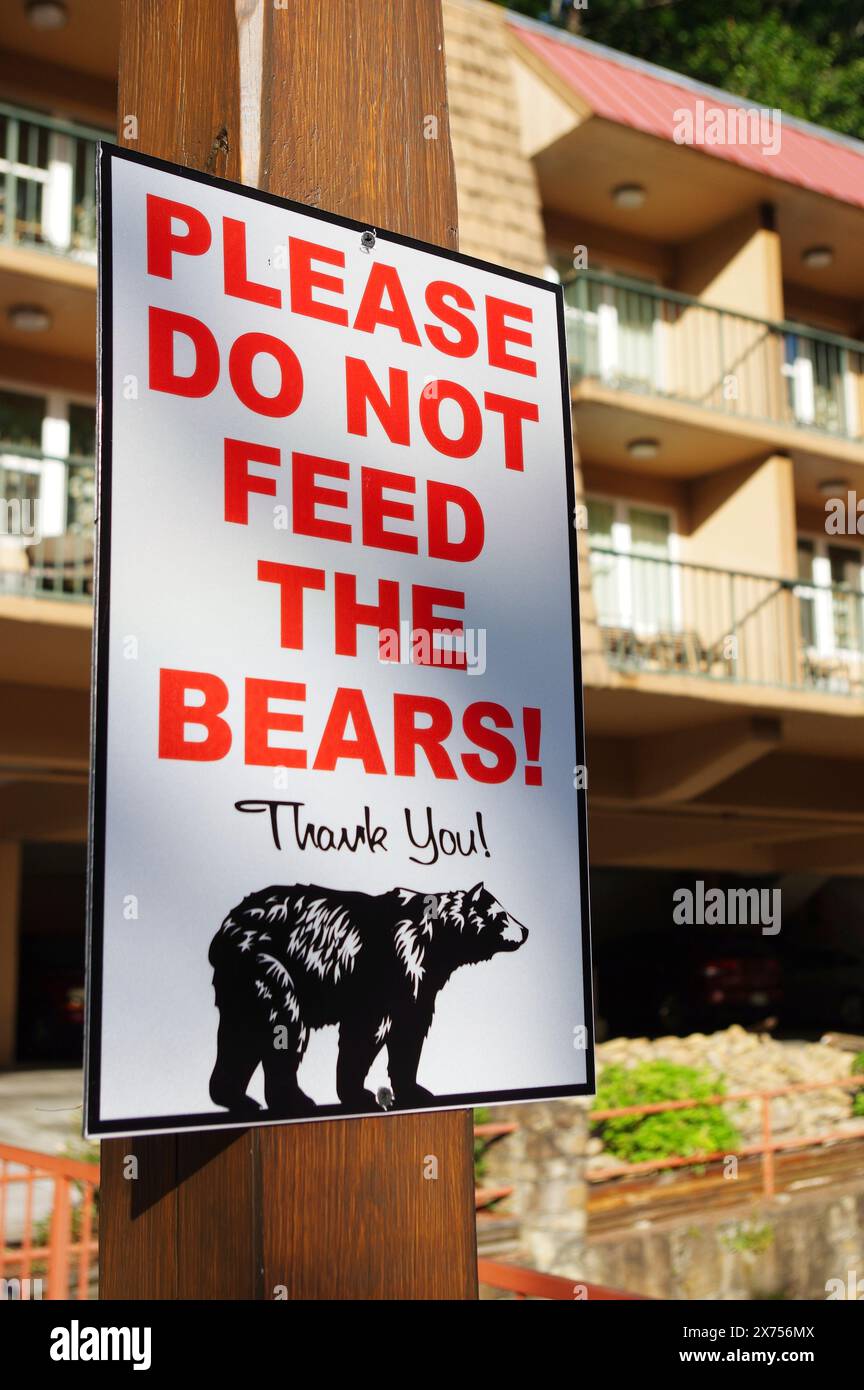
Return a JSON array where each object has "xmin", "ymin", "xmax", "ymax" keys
[{"xmin": 86, "ymin": 144, "xmax": 593, "ymax": 1136}]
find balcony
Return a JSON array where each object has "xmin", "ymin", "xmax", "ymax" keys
[
  {"xmin": 564, "ymin": 270, "xmax": 864, "ymax": 446},
  {"xmin": 0, "ymin": 103, "xmax": 109, "ymax": 261},
  {"xmin": 0, "ymin": 445, "xmax": 93, "ymax": 600},
  {"xmin": 589, "ymin": 546, "xmax": 864, "ymax": 698}
]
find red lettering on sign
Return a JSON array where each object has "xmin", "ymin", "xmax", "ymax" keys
[
  {"xmin": 354, "ymin": 263, "xmax": 421, "ymax": 345},
  {"xmin": 223, "ymin": 217, "xmax": 282, "ymax": 308},
  {"xmin": 149, "ymin": 307, "xmax": 219, "ymax": 398},
  {"xmin": 313, "ymin": 687, "xmax": 387, "ymax": 773},
  {"xmin": 146, "ymin": 195, "xmax": 211, "ymax": 279},
  {"xmin": 334, "ymin": 572, "xmax": 401, "ymax": 659},
  {"xmin": 245, "ymin": 677, "xmax": 306, "ymax": 767},
  {"xmin": 158, "ymin": 668, "xmax": 232, "ymax": 761},
  {"xmin": 484, "ymin": 391, "xmax": 539, "ymax": 472},
  {"xmin": 224, "ymin": 438, "xmax": 280, "ymax": 524},
  {"xmin": 361, "ymin": 468, "xmax": 417, "ymax": 554},
  {"xmin": 393, "ymin": 694, "xmax": 458, "ymax": 779},
  {"xmin": 424, "ymin": 281, "xmax": 479, "ymax": 358},
  {"xmin": 412, "ymin": 585, "xmax": 466, "ymax": 670},
  {"xmin": 345, "ymin": 357, "xmax": 410, "ymax": 446},
  {"xmin": 292, "ymin": 453, "xmax": 351, "ymax": 543},
  {"xmin": 419, "ymin": 380, "xmax": 482, "ymax": 459},
  {"xmin": 228, "ymin": 332, "xmax": 303, "ymax": 418},
  {"xmin": 461, "ymin": 703, "xmax": 517, "ymax": 783},
  {"xmin": 289, "ymin": 237, "xmax": 349, "ymax": 326},
  {"xmin": 257, "ymin": 561, "xmax": 326, "ymax": 648},
  {"xmin": 427, "ymin": 480, "xmax": 484, "ymax": 562},
  {"xmin": 486, "ymin": 296, "xmax": 536, "ymax": 377}
]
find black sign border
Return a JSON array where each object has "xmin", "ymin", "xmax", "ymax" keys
[{"xmin": 85, "ymin": 141, "xmax": 595, "ymax": 1136}]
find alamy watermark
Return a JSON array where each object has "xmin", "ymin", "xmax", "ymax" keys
[
  {"xmin": 378, "ymin": 622, "xmax": 486, "ymax": 675},
  {"xmin": 673, "ymin": 100, "xmax": 782, "ymax": 158},
  {"xmin": 673, "ymin": 880, "xmax": 781, "ymax": 935},
  {"xmin": 1, "ymin": 1276, "xmax": 42, "ymax": 1300},
  {"xmin": 825, "ymin": 1270, "xmax": 864, "ymax": 1300},
  {"xmin": 825, "ymin": 490, "xmax": 864, "ymax": 535},
  {"xmin": 0, "ymin": 497, "xmax": 40, "ymax": 540}
]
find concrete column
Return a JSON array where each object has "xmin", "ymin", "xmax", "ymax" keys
[
  {"xmin": 675, "ymin": 204, "xmax": 784, "ymax": 320},
  {"xmin": 0, "ymin": 842, "xmax": 22, "ymax": 1067},
  {"xmin": 687, "ymin": 452, "xmax": 797, "ymax": 578},
  {"xmin": 482, "ymin": 1099, "xmax": 591, "ymax": 1278},
  {"xmin": 573, "ymin": 443, "xmax": 612, "ymax": 687}
]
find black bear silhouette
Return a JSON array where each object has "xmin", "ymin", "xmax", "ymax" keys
[{"xmin": 208, "ymin": 881, "xmax": 528, "ymax": 1117}]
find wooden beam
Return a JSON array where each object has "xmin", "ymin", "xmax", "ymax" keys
[
  {"xmin": 633, "ymin": 716, "xmax": 782, "ymax": 804},
  {"xmin": 0, "ymin": 783, "xmax": 87, "ymax": 840},
  {"xmin": 0, "ymin": 50, "xmax": 116, "ymax": 127},
  {"xmin": 588, "ymin": 805, "xmax": 842, "ymax": 868},
  {"xmin": 697, "ymin": 752, "xmax": 864, "ymax": 819},
  {"xmin": 0, "ymin": 685, "xmax": 90, "ymax": 774},
  {"xmin": 101, "ymin": 0, "xmax": 476, "ymax": 1303},
  {"xmin": 771, "ymin": 835, "xmax": 864, "ymax": 874},
  {"xmin": 262, "ymin": 5, "xmax": 458, "ymax": 245}
]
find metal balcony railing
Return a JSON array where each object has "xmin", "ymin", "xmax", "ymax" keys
[
  {"xmin": 0, "ymin": 445, "xmax": 94, "ymax": 600},
  {"xmin": 564, "ymin": 269, "xmax": 864, "ymax": 443},
  {"xmin": 589, "ymin": 546, "xmax": 864, "ymax": 696},
  {"xmin": 0, "ymin": 103, "xmax": 109, "ymax": 259}
]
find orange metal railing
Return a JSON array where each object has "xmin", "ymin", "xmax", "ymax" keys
[
  {"xmin": 590, "ymin": 1074, "xmax": 864, "ymax": 1198},
  {"xmin": 478, "ymin": 1258, "xmax": 649, "ymax": 1300},
  {"xmin": 0, "ymin": 1142, "xmax": 99, "ymax": 1300}
]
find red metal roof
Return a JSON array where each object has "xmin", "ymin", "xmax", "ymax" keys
[{"xmin": 510, "ymin": 21, "xmax": 864, "ymax": 211}]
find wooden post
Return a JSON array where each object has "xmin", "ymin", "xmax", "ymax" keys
[{"xmin": 99, "ymin": 0, "xmax": 477, "ymax": 1300}]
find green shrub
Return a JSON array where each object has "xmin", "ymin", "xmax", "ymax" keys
[
  {"xmin": 592, "ymin": 1060, "xmax": 741, "ymax": 1164},
  {"xmin": 852, "ymin": 1052, "xmax": 864, "ymax": 1117}
]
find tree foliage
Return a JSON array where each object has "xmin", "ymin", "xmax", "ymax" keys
[{"xmin": 498, "ymin": 1, "xmax": 864, "ymax": 138}]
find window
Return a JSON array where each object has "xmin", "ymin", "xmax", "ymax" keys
[
  {"xmin": 587, "ymin": 497, "xmax": 676, "ymax": 633},
  {"xmin": 796, "ymin": 535, "xmax": 864, "ymax": 659},
  {"xmin": 796, "ymin": 538, "xmax": 817, "ymax": 650},
  {"xmin": 564, "ymin": 264, "xmax": 663, "ymax": 393},
  {"xmin": 829, "ymin": 544, "xmax": 863, "ymax": 653},
  {"xmin": 0, "ymin": 385, "xmax": 95, "ymax": 539},
  {"xmin": 67, "ymin": 403, "xmax": 96, "ymax": 530},
  {"xmin": 0, "ymin": 389, "xmax": 45, "ymax": 450},
  {"xmin": 783, "ymin": 329, "xmax": 856, "ymax": 437},
  {"xmin": 68, "ymin": 403, "xmax": 95, "ymax": 458},
  {"xmin": 0, "ymin": 111, "xmax": 50, "ymax": 247},
  {"xmin": 0, "ymin": 108, "xmax": 100, "ymax": 258}
]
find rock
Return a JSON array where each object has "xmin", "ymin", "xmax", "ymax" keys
[{"xmin": 595, "ymin": 1026, "xmax": 856, "ymax": 1143}]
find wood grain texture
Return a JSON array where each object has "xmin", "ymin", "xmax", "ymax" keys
[
  {"xmin": 118, "ymin": 0, "xmax": 241, "ymax": 179},
  {"xmin": 262, "ymin": 0, "xmax": 459, "ymax": 247},
  {"xmin": 103, "ymin": 0, "xmax": 475, "ymax": 1301},
  {"xmin": 260, "ymin": 1111, "xmax": 477, "ymax": 1300},
  {"xmin": 175, "ymin": 1130, "xmax": 260, "ymax": 1299},
  {"xmin": 100, "ymin": 1136, "xmax": 179, "ymax": 1298}
]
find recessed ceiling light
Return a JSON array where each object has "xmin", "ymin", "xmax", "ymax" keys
[
  {"xmin": 7, "ymin": 304, "xmax": 52, "ymax": 332},
  {"xmin": 612, "ymin": 183, "xmax": 647, "ymax": 210},
  {"xmin": 25, "ymin": 0, "xmax": 68, "ymax": 29},
  {"xmin": 627, "ymin": 437, "xmax": 659, "ymax": 459},
  {"xmin": 802, "ymin": 245, "xmax": 833, "ymax": 269},
  {"xmin": 818, "ymin": 477, "xmax": 849, "ymax": 496}
]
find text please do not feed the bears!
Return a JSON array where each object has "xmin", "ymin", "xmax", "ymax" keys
[{"xmin": 147, "ymin": 192, "xmax": 547, "ymax": 787}]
